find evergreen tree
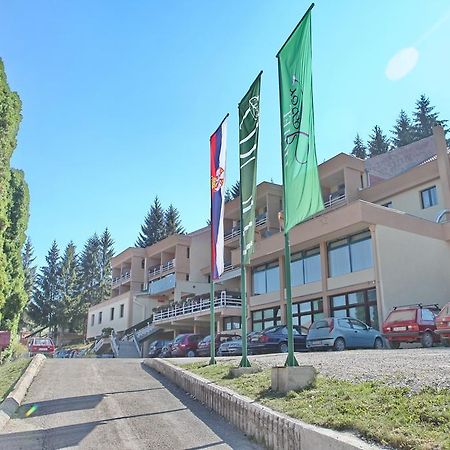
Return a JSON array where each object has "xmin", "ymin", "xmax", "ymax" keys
[
  {"xmin": 29, "ymin": 241, "xmax": 61, "ymax": 332},
  {"xmin": 351, "ymin": 134, "xmax": 367, "ymax": 159},
  {"xmin": 224, "ymin": 188, "xmax": 233, "ymax": 203},
  {"xmin": 79, "ymin": 234, "xmax": 101, "ymax": 306},
  {"xmin": 391, "ymin": 110, "xmax": 415, "ymax": 148},
  {"xmin": 22, "ymin": 237, "xmax": 36, "ymax": 301},
  {"xmin": 98, "ymin": 228, "xmax": 114, "ymax": 303},
  {"xmin": 164, "ymin": 204, "xmax": 185, "ymax": 236},
  {"xmin": 225, "ymin": 180, "xmax": 240, "ymax": 203},
  {"xmin": 413, "ymin": 94, "xmax": 449, "ymax": 143},
  {"xmin": 367, "ymin": 125, "xmax": 391, "ymax": 157},
  {"xmin": 135, "ymin": 196, "xmax": 165, "ymax": 247}
]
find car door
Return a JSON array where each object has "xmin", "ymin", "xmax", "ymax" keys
[
  {"xmin": 293, "ymin": 326, "xmax": 307, "ymax": 350},
  {"xmin": 337, "ymin": 319, "xmax": 355, "ymax": 346},
  {"xmin": 348, "ymin": 318, "xmax": 372, "ymax": 347}
]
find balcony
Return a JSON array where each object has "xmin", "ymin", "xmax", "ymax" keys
[
  {"xmin": 324, "ymin": 193, "xmax": 346, "ymax": 209},
  {"xmin": 153, "ymin": 292, "xmax": 242, "ymax": 323},
  {"xmin": 224, "ymin": 213, "xmax": 267, "ymax": 241},
  {"xmin": 112, "ymin": 271, "xmax": 131, "ymax": 287},
  {"xmin": 147, "ymin": 259, "xmax": 176, "ymax": 279},
  {"xmin": 148, "ymin": 273, "xmax": 176, "ymax": 295}
]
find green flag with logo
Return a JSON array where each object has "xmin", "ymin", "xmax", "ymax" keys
[
  {"xmin": 239, "ymin": 72, "xmax": 262, "ymax": 265},
  {"xmin": 277, "ymin": 5, "xmax": 323, "ymax": 232}
]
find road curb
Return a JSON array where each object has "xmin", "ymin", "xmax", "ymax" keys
[
  {"xmin": 143, "ymin": 358, "xmax": 381, "ymax": 450},
  {"xmin": 0, "ymin": 354, "xmax": 46, "ymax": 431}
]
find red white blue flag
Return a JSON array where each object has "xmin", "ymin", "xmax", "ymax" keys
[{"xmin": 210, "ymin": 114, "xmax": 228, "ymax": 280}]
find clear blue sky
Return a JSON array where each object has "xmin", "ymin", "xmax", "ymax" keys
[{"xmin": 1, "ymin": 0, "xmax": 450, "ymax": 266}]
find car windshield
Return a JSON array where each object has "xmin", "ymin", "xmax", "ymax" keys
[
  {"xmin": 34, "ymin": 338, "xmax": 51, "ymax": 345},
  {"xmin": 437, "ymin": 304, "xmax": 450, "ymax": 318},
  {"xmin": 387, "ymin": 309, "xmax": 416, "ymax": 321},
  {"xmin": 174, "ymin": 335, "xmax": 186, "ymax": 343}
]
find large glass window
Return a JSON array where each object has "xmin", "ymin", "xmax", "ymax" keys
[
  {"xmin": 252, "ymin": 262, "xmax": 280, "ymax": 295},
  {"xmin": 328, "ymin": 231, "xmax": 372, "ymax": 277},
  {"xmin": 223, "ymin": 316, "xmax": 241, "ymax": 330},
  {"xmin": 330, "ymin": 288, "xmax": 378, "ymax": 328},
  {"xmin": 292, "ymin": 298, "xmax": 324, "ymax": 329},
  {"xmin": 420, "ymin": 186, "xmax": 437, "ymax": 209},
  {"xmin": 291, "ymin": 247, "xmax": 321, "ymax": 286},
  {"xmin": 252, "ymin": 307, "xmax": 281, "ymax": 331}
]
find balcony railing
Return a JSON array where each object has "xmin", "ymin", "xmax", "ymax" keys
[
  {"xmin": 223, "ymin": 263, "xmax": 239, "ymax": 273},
  {"xmin": 224, "ymin": 213, "xmax": 267, "ymax": 241},
  {"xmin": 153, "ymin": 293, "xmax": 242, "ymax": 322},
  {"xmin": 112, "ymin": 271, "xmax": 131, "ymax": 287},
  {"xmin": 147, "ymin": 259, "xmax": 176, "ymax": 278},
  {"xmin": 324, "ymin": 193, "xmax": 346, "ymax": 209},
  {"xmin": 148, "ymin": 273, "xmax": 176, "ymax": 295}
]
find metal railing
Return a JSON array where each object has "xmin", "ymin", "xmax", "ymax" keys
[
  {"xmin": 110, "ymin": 331, "xmax": 119, "ymax": 357},
  {"xmin": 323, "ymin": 193, "xmax": 346, "ymax": 209},
  {"xmin": 147, "ymin": 259, "xmax": 175, "ymax": 278},
  {"xmin": 153, "ymin": 293, "xmax": 241, "ymax": 322},
  {"xmin": 223, "ymin": 263, "xmax": 239, "ymax": 273},
  {"xmin": 93, "ymin": 337, "xmax": 105, "ymax": 353},
  {"xmin": 224, "ymin": 213, "xmax": 267, "ymax": 241},
  {"xmin": 112, "ymin": 271, "xmax": 131, "ymax": 287}
]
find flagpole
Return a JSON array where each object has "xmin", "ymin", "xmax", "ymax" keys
[{"xmin": 209, "ymin": 279, "xmax": 216, "ymax": 365}]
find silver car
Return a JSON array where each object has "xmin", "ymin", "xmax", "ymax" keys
[{"xmin": 306, "ymin": 317, "xmax": 384, "ymax": 351}]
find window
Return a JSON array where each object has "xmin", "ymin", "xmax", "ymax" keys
[
  {"xmin": 349, "ymin": 318, "xmax": 367, "ymax": 330},
  {"xmin": 338, "ymin": 318, "xmax": 352, "ymax": 328},
  {"xmin": 421, "ymin": 186, "xmax": 437, "ymax": 209},
  {"xmin": 292, "ymin": 299, "xmax": 324, "ymax": 329},
  {"xmin": 252, "ymin": 261, "xmax": 280, "ymax": 295},
  {"xmin": 91, "ymin": 314, "xmax": 95, "ymax": 326},
  {"xmin": 141, "ymin": 259, "xmax": 145, "ymax": 269},
  {"xmin": 223, "ymin": 316, "xmax": 241, "ymax": 330},
  {"xmin": 330, "ymin": 288, "xmax": 378, "ymax": 328},
  {"xmin": 98, "ymin": 312, "xmax": 102, "ymax": 325},
  {"xmin": 291, "ymin": 247, "xmax": 321, "ymax": 286},
  {"xmin": 110, "ymin": 307, "xmax": 114, "ymax": 321},
  {"xmin": 187, "ymin": 247, "xmax": 190, "ymax": 259},
  {"xmin": 185, "ymin": 274, "xmax": 189, "ymax": 281},
  {"xmin": 119, "ymin": 304, "xmax": 124, "ymax": 318},
  {"xmin": 328, "ymin": 231, "xmax": 372, "ymax": 277},
  {"xmin": 382, "ymin": 201, "xmax": 392, "ymax": 208},
  {"xmin": 421, "ymin": 308, "xmax": 435, "ymax": 321},
  {"xmin": 252, "ymin": 307, "xmax": 281, "ymax": 331}
]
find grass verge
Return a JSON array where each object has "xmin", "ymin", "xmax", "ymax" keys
[
  {"xmin": 182, "ymin": 362, "xmax": 450, "ymax": 450},
  {"xmin": 0, "ymin": 358, "xmax": 30, "ymax": 403}
]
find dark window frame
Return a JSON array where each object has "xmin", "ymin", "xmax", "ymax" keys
[
  {"xmin": 98, "ymin": 311, "xmax": 103, "ymax": 325},
  {"xmin": 420, "ymin": 186, "xmax": 437, "ymax": 209},
  {"xmin": 110, "ymin": 307, "xmax": 114, "ymax": 321},
  {"xmin": 291, "ymin": 298, "xmax": 324, "ymax": 328},
  {"xmin": 252, "ymin": 260, "xmax": 280, "ymax": 295},
  {"xmin": 291, "ymin": 246, "xmax": 321, "ymax": 286},
  {"xmin": 119, "ymin": 304, "xmax": 124, "ymax": 318},
  {"xmin": 91, "ymin": 314, "xmax": 95, "ymax": 326},
  {"xmin": 251, "ymin": 306, "xmax": 281, "ymax": 331},
  {"xmin": 223, "ymin": 316, "xmax": 241, "ymax": 331}
]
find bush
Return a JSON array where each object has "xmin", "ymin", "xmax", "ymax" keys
[{"xmin": 0, "ymin": 335, "xmax": 28, "ymax": 364}]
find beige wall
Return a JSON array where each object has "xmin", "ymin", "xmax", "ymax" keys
[
  {"xmin": 375, "ymin": 225, "xmax": 450, "ymax": 320},
  {"xmin": 375, "ymin": 179, "xmax": 442, "ymax": 221},
  {"xmin": 87, "ymin": 292, "xmax": 130, "ymax": 339},
  {"xmin": 188, "ymin": 229, "xmax": 210, "ymax": 283}
]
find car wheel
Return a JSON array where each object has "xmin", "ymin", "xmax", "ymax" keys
[
  {"xmin": 390, "ymin": 341, "xmax": 400, "ymax": 349},
  {"xmin": 186, "ymin": 350, "xmax": 196, "ymax": 357},
  {"xmin": 333, "ymin": 337, "xmax": 346, "ymax": 351},
  {"xmin": 421, "ymin": 331, "xmax": 433, "ymax": 348},
  {"xmin": 374, "ymin": 337, "xmax": 383, "ymax": 350},
  {"xmin": 279, "ymin": 342, "xmax": 288, "ymax": 353}
]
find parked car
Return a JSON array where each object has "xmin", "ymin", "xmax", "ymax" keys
[
  {"xmin": 28, "ymin": 337, "xmax": 55, "ymax": 357},
  {"xmin": 217, "ymin": 338, "xmax": 243, "ymax": 356},
  {"xmin": 0, "ymin": 331, "xmax": 11, "ymax": 353},
  {"xmin": 307, "ymin": 317, "xmax": 384, "ymax": 351},
  {"xmin": 382, "ymin": 304, "xmax": 441, "ymax": 349},
  {"xmin": 197, "ymin": 333, "xmax": 241, "ymax": 357},
  {"xmin": 248, "ymin": 325, "xmax": 308, "ymax": 355},
  {"xmin": 159, "ymin": 341, "xmax": 173, "ymax": 358},
  {"xmin": 148, "ymin": 340, "xmax": 169, "ymax": 358},
  {"xmin": 171, "ymin": 334, "xmax": 205, "ymax": 357},
  {"xmin": 436, "ymin": 302, "xmax": 450, "ymax": 346}
]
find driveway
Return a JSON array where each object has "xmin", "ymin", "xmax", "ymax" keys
[{"xmin": 0, "ymin": 359, "xmax": 262, "ymax": 450}]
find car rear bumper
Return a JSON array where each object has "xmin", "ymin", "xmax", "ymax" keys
[
  {"xmin": 218, "ymin": 348, "xmax": 242, "ymax": 356},
  {"xmin": 306, "ymin": 338, "xmax": 334, "ymax": 349},
  {"xmin": 196, "ymin": 348, "xmax": 210, "ymax": 357},
  {"xmin": 383, "ymin": 332, "xmax": 422, "ymax": 342}
]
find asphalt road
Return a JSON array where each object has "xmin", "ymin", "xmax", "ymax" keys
[{"xmin": 0, "ymin": 359, "xmax": 262, "ymax": 450}]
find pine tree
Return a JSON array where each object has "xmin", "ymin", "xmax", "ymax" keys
[
  {"xmin": 98, "ymin": 228, "xmax": 114, "ymax": 303},
  {"xmin": 413, "ymin": 94, "xmax": 449, "ymax": 143},
  {"xmin": 79, "ymin": 234, "xmax": 101, "ymax": 306},
  {"xmin": 135, "ymin": 196, "xmax": 165, "ymax": 247},
  {"xmin": 164, "ymin": 204, "xmax": 185, "ymax": 236},
  {"xmin": 391, "ymin": 110, "xmax": 415, "ymax": 148},
  {"xmin": 367, "ymin": 125, "xmax": 391, "ymax": 157},
  {"xmin": 29, "ymin": 241, "xmax": 61, "ymax": 332},
  {"xmin": 351, "ymin": 134, "xmax": 367, "ymax": 159},
  {"xmin": 225, "ymin": 181, "xmax": 240, "ymax": 203},
  {"xmin": 22, "ymin": 237, "xmax": 36, "ymax": 301}
]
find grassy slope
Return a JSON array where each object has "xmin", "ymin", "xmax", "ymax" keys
[
  {"xmin": 183, "ymin": 363, "xmax": 450, "ymax": 450},
  {"xmin": 0, "ymin": 358, "xmax": 30, "ymax": 402}
]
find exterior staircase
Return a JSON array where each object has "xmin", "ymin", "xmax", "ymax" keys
[{"xmin": 117, "ymin": 340, "xmax": 141, "ymax": 358}]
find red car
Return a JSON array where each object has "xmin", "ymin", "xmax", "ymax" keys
[
  {"xmin": 28, "ymin": 337, "xmax": 55, "ymax": 357},
  {"xmin": 171, "ymin": 334, "xmax": 205, "ymax": 357},
  {"xmin": 382, "ymin": 304, "xmax": 441, "ymax": 349},
  {"xmin": 436, "ymin": 302, "xmax": 450, "ymax": 346},
  {"xmin": 0, "ymin": 331, "xmax": 11, "ymax": 353}
]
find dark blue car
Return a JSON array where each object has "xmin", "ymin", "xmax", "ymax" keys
[{"xmin": 248, "ymin": 325, "xmax": 308, "ymax": 354}]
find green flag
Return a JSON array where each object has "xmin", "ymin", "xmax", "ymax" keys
[
  {"xmin": 239, "ymin": 72, "xmax": 262, "ymax": 265},
  {"xmin": 277, "ymin": 4, "xmax": 323, "ymax": 232}
]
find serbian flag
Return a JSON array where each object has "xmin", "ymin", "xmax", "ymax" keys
[{"xmin": 210, "ymin": 114, "xmax": 228, "ymax": 280}]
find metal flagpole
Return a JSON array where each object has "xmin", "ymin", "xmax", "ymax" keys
[
  {"xmin": 209, "ymin": 279, "xmax": 216, "ymax": 365},
  {"xmin": 239, "ymin": 266, "xmax": 250, "ymax": 367}
]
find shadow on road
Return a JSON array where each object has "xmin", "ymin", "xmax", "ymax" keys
[{"xmin": 0, "ymin": 408, "xmax": 187, "ymax": 450}]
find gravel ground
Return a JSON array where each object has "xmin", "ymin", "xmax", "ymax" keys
[{"xmin": 172, "ymin": 347, "xmax": 450, "ymax": 392}]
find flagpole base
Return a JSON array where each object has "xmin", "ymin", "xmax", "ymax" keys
[
  {"xmin": 284, "ymin": 353, "xmax": 299, "ymax": 367},
  {"xmin": 209, "ymin": 356, "xmax": 216, "ymax": 365},
  {"xmin": 239, "ymin": 356, "xmax": 251, "ymax": 368}
]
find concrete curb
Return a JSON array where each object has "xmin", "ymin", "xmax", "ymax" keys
[
  {"xmin": 0, "ymin": 354, "xmax": 46, "ymax": 431},
  {"xmin": 144, "ymin": 359, "xmax": 381, "ymax": 450}
]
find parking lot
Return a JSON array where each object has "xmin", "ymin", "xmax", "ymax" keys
[{"xmin": 170, "ymin": 347, "xmax": 450, "ymax": 392}]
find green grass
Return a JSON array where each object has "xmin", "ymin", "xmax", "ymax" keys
[
  {"xmin": 0, "ymin": 358, "xmax": 30, "ymax": 402},
  {"xmin": 182, "ymin": 363, "xmax": 450, "ymax": 450}
]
